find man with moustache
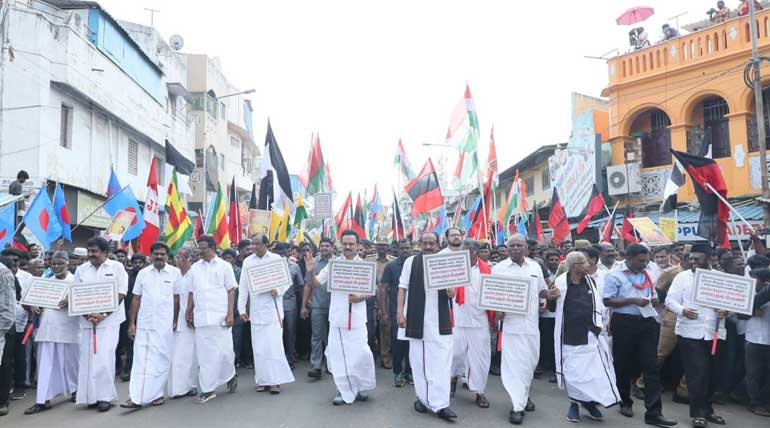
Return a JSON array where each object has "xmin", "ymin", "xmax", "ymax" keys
[{"xmin": 168, "ymin": 248, "xmax": 198, "ymax": 398}]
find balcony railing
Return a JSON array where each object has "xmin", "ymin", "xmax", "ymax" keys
[{"xmin": 607, "ymin": 8, "xmax": 770, "ymax": 86}]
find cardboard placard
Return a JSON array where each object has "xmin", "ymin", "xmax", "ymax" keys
[
  {"xmin": 628, "ymin": 217, "xmax": 672, "ymax": 246},
  {"xmin": 245, "ymin": 258, "xmax": 292, "ymax": 294},
  {"xmin": 423, "ymin": 250, "xmax": 471, "ymax": 291},
  {"xmin": 478, "ymin": 274, "xmax": 536, "ymax": 314},
  {"xmin": 20, "ymin": 278, "xmax": 69, "ymax": 309},
  {"xmin": 68, "ymin": 280, "xmax": 119, "ymax": 316},
  {"xmin": 659, "ymin": 217, "xmax": 677, "ymax": 242},
  {"xmin": 248, "ymin": 209, "xmax": 271, "ymax": 236},
  {"xmin": 314, "ymin": 193, "xmax": 333, "ymax": 219},
  {"xmin": 327, "ymin": 259, "xmax": 377, "ymax": 296},
  {"xmin": 692, "ymin": 268, "xmax": 756, "ymax": 316},
  {"xmin": 103, "ymin": 210, "xmax": 136, "ymax": 241}
]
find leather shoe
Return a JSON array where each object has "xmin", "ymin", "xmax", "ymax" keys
[
  {"xmin": 414, "ymin": 400, "xmax": 428, "ymax": 413},
  {"xmin": 620, "ymin": 405, "xmax": 634, "ymax": 417},
  {"xmin": 97, "ymin": 401, "xmax": 113, "ymax": 412},
  {"xmin": 645, "ymin": 415, "xmax": 678, "ymax": 427},
  {"xmin": 525, "ymin": 398, "xmax": 535, "ymax": 412},
  {"xmin": 437, "ymin": 407, "xmax": 457, "ymax": 420},
  {"xmin": 509, "ymin": 409, "xmax": 524, "ymax": 424}
]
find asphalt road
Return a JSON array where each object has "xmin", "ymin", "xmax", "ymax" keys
[{"xmin": 3, "ymin": 360, "xmax": 768, "ymax": 428}]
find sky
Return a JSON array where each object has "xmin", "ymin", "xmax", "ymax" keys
[{"xmin": 98, "ymin": 0, "xmax": 715, "ymax": 206}]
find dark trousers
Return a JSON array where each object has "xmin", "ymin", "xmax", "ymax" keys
[
  {"xmin": 232, "ymin": 319, "xmax": 244, "ymax": 366},
  {"xmin": 610, "ymin": 314, "xmax": 662, "ymax": 417},
  {"xmin": 719, "ymin": 322, "xmax": 746, "ymax": 396},
  {"xmin": 678, "ymin": 337, "xmax": 723, "ymax": 418},
  {"xmin": 283, "ymin": 307, "xmax": 297, "ymax": 365},
  {"xmin": 295, "ymin": 289, "xmax": 311, "ymax": 357},
  {"xmin": 390, "ymin": 315, "xmax": 410, "ymax": 375},
  {"xmin": 0, "ymin": 330, "xmax": 15, "ymax": 405},
  {"xmin": 13, "ymin": 332, "xmax": 25, "ymax": 391},
  {"xmin": 117, "ymin": 322, "xmax": 133, "ymax": 375},
  {"xmin": 745, "ymin": 342, "xmax": 770, "ymax": 407},
  {"xmin": 538, "ymin": 317, "xmax": 555, "ymax": 371},
  {"xmin": 241, "ymin": 321, "xmax": 253, "ymax": 364}
]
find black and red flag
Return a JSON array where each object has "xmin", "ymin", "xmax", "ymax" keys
[
  {"xmin": 576, "ymin": 185, "xmax": 606, "ymax": 234},
  {"xmin": 671, "ymin": 150, "xmax": 730, "ymax": 248},
  {"xmin": 600, "ymin": 208, "xmax": 615, "ymax": 243},
  {"xmin": 547, "ymin": 188, "xmax": 570, "ymax": 246},
  {"xmin": 228, "ymin": 177, "xmax": 240, "ymax": 247},
  {"xmin": 527, "ymin": 202, "xmax": 544, "ymax": 242},
  {"xmin": 351, "ymin": 194, "xmax": 366, "ymax": 239},
  {"xmin": 194, "ymin": 212, "xmax": 205, "ymax": 240},
  {"xmin": 391, "ymin": 190, "xmax": 405, "ymax": 240},
  {"xmin": 621, "ymin": 208, "xmax": 639, "ymax": 243},
  {"xmin": 405, "ymin": 159, "xmax": 444, "ymax": 215}
]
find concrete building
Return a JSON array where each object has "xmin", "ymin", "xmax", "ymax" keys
[{"xmin": 0, "ymin": 0, "xmax": 195, "ymax": 243}]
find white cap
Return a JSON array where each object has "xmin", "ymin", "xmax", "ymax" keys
[{"xmin": 72, "ymin": 247, "xmax": 87, "ymax": 257}]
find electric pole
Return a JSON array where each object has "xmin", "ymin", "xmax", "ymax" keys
[{"xmin": 749, "ymin": 1, "xmax": 770, "ymax": 228}]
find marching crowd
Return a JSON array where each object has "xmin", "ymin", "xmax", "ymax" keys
[{"xmin": 0, "ymin": 228, "xmax": 769, "ymax": 428}]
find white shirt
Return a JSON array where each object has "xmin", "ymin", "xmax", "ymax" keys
[
  {"xmin": 35, "ymin": 273, "xmax": 79, "ymax": 344},
  {"xmin": 133, "ymin": 264, "xmax": 182, "ymax": 331},
  {"xmin": 74, "ymin": 259, "xmax": 129, "ymax": 329},
  {"xmin": 746, "ymin": 300, "xmax": 770, "ymax": 345},
  {"xmin": 238, "ymin": 251, "xmax": 287, "ymax": 325},
  {"xmin": 598, "ymin": 260, "xmax": 623, "ymax": 273},
  {"xmin": 15, "ymin": 270, "xmax": 34, "ymax": 332},
  {"xmin": 454, "ymin": 263, "xmax": 488, "ymax": 328},
  {"xmin": 492, "ymin": 257, "xmax": 547, "ymax": 336},
  {"xmin": 189, "ymin": 256, "xmax": 237, "ymax": 327},
  {"xmin": 665, "ymin": 269, "xmax": 727, "ymax": 340},
  {"xmin": 316, "ymin": 256, "xmax": 367, "ymax": 329}
]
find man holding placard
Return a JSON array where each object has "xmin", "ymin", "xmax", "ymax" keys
[
  {"xmin": 305, "ymin": 229, "xmax": 376, "ymax": 406},
  {"xmin": 397, "ymin": 231, "xmax": 458, "ymax": 421},
  {"xmin": 238, "ymin": 233, "xmax": 294, "ymax": 394},
  {"xmin": 24, "ymin": 252, "xmax": 78, "ymax": 414},
  {"xmin": 185, "ymin": 235, "xmax": 238, "ymax": 404},
  {"xmin": 121, "ymin": 242, "xmax": 182, "ymax": 409},
  {"xmin": 491, "ymin": 234, "xmax": 551, "ymax": 425},
  {"xmin": 665, "ymin": 243, "xmax": 728, "ymax": 428},
  {"xmin": 73, "ymin": 237, "xmax": 128, "ymax": 412}
]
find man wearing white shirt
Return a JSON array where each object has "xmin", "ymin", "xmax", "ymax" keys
[
  {"xmin": 493, "ymin": 234, "xmax": 552, "ymax": 425},
  {"xmin": 597, "ymin": 243, "xmax": 622, "ymax": 272},
  {"xmin": 185, "ymin": 235, "xmax": 238, "ymax": 404},
  {"xmin": 397, "ymin": 230, "xmax": 457, "ymax": 421},
  {"xmin": 73, "ymin": 237, "xmax": 128, "ymax": 412},
  {"xmin": 121, "ymin": 242, "xmax": 182, "ymax": 408},
  {"xmin": 168, "ymin": 248, "xmax": 198, "ymax": 399},
  {"xmin": 665, "ymin": 243, "xmax": 728, "ymax": 428},
  {"xmin": 238, "ymin": 233, "xmax": 294, "ymax": 394},
  {"xmin": 24, "ymin": 252, "xmax": 79, "ymax": 415},
  {"xmin": 306, "ymin": 229, "xmax": 375, "ymax": 406}
]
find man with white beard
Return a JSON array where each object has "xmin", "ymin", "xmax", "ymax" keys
[{"xmin": 168, "ymin": 248, "xmax": 198, "ymax": 398}]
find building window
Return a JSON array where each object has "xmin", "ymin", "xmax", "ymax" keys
[
  {"xmin": 195, "ymin": 148, "xmax": 204, "ymax": 167},
  {"xmin": 220, "ymin": 102, "xmax": 226, "ymax": 121},
  {"xmin": 703, "ymin": 97, "xmax": 730, "ymax": 158},
  {"xmin": 219, "ymin": 153, "xmax": 225, "ymax": 170},
  {"xmin": 523, "ymin": 176, "xmax": 534, "ymax": 195},
  {"xmin": 230, "ymin": 136, "xmax": 240, "ymax": 147},
  {"xmin": 128, "ymin": 140, "xmax": 138, "ymax": 175},
  {"xmin": 541, "ymin": 168, "xmax": 550, "ymax": 191},
  {"xmin": 641, "ymin": 110, "xmax": 672, "ymax": 168},
  {"xmin": 60, "ymin": 104, "xmax": 73, "ymax": 149}
]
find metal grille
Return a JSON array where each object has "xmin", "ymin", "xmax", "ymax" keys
[
  {"xmin": 651, "ymin": 110, "xmax": 671, "ymax": 131},
  {"xmin": 703, "ymin": 97, "xmax": 728, "ymax": 122},
  {"xmin": 128, "ymin": 140, "xmax": 138, "ymax": 175}
]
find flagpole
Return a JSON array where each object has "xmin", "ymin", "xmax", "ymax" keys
[
  {"xmin": 602, "ymin": 201, "xmax": 624, "ymax": 241},
  {"xmin": 703, "ymin": 182, "xmax": 754, "ymax": 230}
]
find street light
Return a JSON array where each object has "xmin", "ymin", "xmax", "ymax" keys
[{"xmin": 217, "ymin": 89, "xmax": 256, "ymax": 99}]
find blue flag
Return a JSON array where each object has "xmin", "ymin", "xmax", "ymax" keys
[
  {"xmin": 103, "ymin": 185, "xmax": 146, "ymax": 242},
  {"xmin": 52, "ymin": 183, "xmax": 72, "ymax": 241},
  {"xmin": 0, "ymin": 203, "xmax": 14, "ymax": 248},
  {"xmin": 462, "ymin": 196, "xmax": 481, "ymax": 232},
  {"xmin": 22, "ymin": 186, "xmax": 63, "ymax": 251},
  {"xmin": 517, "ymin": 216, "xmax": 528, "ymax": 237},
  {"xmin": 433, "ymin": 205, "xmax": 448, "ymax": 235},
  {"xmin": 107, "ymin": 167, "xmax": 121, "ymax": 198}
]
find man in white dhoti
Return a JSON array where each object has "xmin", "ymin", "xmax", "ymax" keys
[
  {"xmin": 168, "ymin": 248, "xmax": 198, "ymax": 399},
  {"xmin": 238, "ymin": 233, "xmax": 294, "ymax": 394},
  {"xmin": 306, "ymin": 229, "xmax": 376, "ymax": 406},
  {"xmin": 24, "ymin": 252, "xmax": 79, "ymax": 415},
  {"xmin": 121, "ymin": 242, "xmax": 181, "ymax": 408},
  {"xmin": 185, "ymin": 235, "xmax": 238, "ymax": 404},
  {"xmin": 397, "ymin": 230, "xmax": 457, "ymax": 421},
  {"xmin": 74, "ymin": 237, "xmax": 129, "ymax": 412},
  {"xmin": 554, "ymin": 252, "xmax": 620, "ymax": 423},
  {"xmin": 492, "ymin": 234, "xmax": 553, "ymax": 425},
  {"xmin": 450, "ymin": 239, "xmax": 492, "ymax": 409}
]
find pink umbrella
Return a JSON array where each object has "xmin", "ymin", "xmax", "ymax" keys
[{"xmin": 616, "ymin": 6, "xmax": 655, "ymax": 25}]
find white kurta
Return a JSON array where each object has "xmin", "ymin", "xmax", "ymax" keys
[
  {"xmin": 168, "ymin": 271, "xmax": 198, "ymax": 397},
  {"xmin": 317, "ymin": 256, "xmax": 375, "ymax": 403},
  {"xmin": 239, "ymin": 251, "xmax": 294, "ymax": 386},
  {"xmin": 451, "ymin": 264, "xmax": 490, "ymax": 394},
  {"xmin": 553, "ymin": 274, "xmax": 620, "ymax": 407},
  {"xmin": 129, "ymin": 264, "xmax": 182, "ymax": 404},
  {"xmin": 74, "ymin": 260, "xmax": 128, "ymax": 405},
  {"xmin": 35, "ymin": 272, "xmax": 79, "ymax": 404}
]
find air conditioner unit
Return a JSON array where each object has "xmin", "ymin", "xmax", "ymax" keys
[{"xmin": 607, "ymin": 162, "xmax": 642, "ymax": 196}]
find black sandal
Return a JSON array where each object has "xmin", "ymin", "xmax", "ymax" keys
[
  {"xmin": 692, "ymin": 417, "xmax": 707, "ymax": 428},
  {"xmin": 706, "ymin": 415, "xmax": 725, "ymax": 425}
]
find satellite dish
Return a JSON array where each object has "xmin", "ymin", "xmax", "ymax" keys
[{"xmin": 169, "ymin": 34, "xmax": 184, "ymax": 51}]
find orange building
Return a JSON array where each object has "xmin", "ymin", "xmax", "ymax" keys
[{"xmin": 602, "ymin": 8, "xmax": 770, "ymax": 207}]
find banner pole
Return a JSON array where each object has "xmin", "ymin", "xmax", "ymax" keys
[{"xmin": 704, "ymin": 182, "xmax": 754, "ymax": 230}]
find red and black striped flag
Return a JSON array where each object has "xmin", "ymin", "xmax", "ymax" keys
[
  {"xmin": 576, "ymin": 185, "xmax": 606, "ymax": 234},
  {"xmin": 351, "ymin": 194, "xmax": 366, "ymax": 239},
  {"xmin": 548, "ymin": 188, "xmax": 570, "ymax": 246},
  {"xmin": 405, "ymin": 159, "xmax": 444, "ymax": 215},
  {"xmin": 391, "ymin": 190, "xmax": 405, "ymax": 240},
  {"xmin": 228, "ymin": 178, "xmax": 240, "ymax": 247}
]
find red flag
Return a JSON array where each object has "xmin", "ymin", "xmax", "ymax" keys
[
  {"xmin": 547, "ymin": 188, "xmax": 570, "ymax": 246},
  {"xmin": 350, "ymin": 194, "xmax": 366, "ymax": 238},
  {"xmin": 600, "ymin": 210, "xmax": 615, "ymax": 243},
  {"xmin": 621, "ymin": 210, "xmax": 639, "ymax": 243},
  {"xmin": 469, "ymin": 178, "xmax": 492, "ymax": 239},
  {"xmin": 137, "ymin": 156, "xmax": 160, "ymax": 254},
  {"xmin": 228, "ymin": 178, "xmax": 240, "ymax": 247},
  {"xmin": 534, "ymin": 208, "xmax": 543, "ymax": 242},
  {"xmin": 405, "ymin": 159, "xmax": 444, "ymax": 215},
  {"xmin": 194, "ymin": 212, "xmax": 204, "ymax": 240},
  {"xmin": 335, "ymin": 192, "xmax": 353, "ymax": 239},
  {"xmin": 576, "ymin": 185, "xmax": 606, "ymax": 234}
]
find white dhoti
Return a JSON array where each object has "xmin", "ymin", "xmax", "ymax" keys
[
  {"xmin": 325, "ymin": 326, "xmax": 376, "ymax": 404},
  {"xmin": 195, "ymin": 325, "xmax": 235, "ymax": 393},
  {"xmin": 76, "ymin": 325, "xmax": 119, "ymax": 405},
  {"xmin": 129, "ymin": 328, "xmax": 173, "ymax": 404},
  {"xmin": 560, "ymin": 333, "xmax": 620, "ymax": 407},
  {"xmin": 501, "ymin": 333, "xmax": 539, "ymax": 411},
  {"xmin": 409, "ymin": 335, "xmax": 453, "ymax": 412},
  {"xmin": 251, "ymin": 323, "xmax": 294, "ymax": 386},
  {"xmin": 168, "ymin": 324, "xmax": 197, "ymax": 397},
  {"xmin": 36, "ymin": 342, "xmax": 79, "ymax": 404},
  {"xmin": 451, "ymin": 326, "xmax": 490, "ymax": 394}
]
